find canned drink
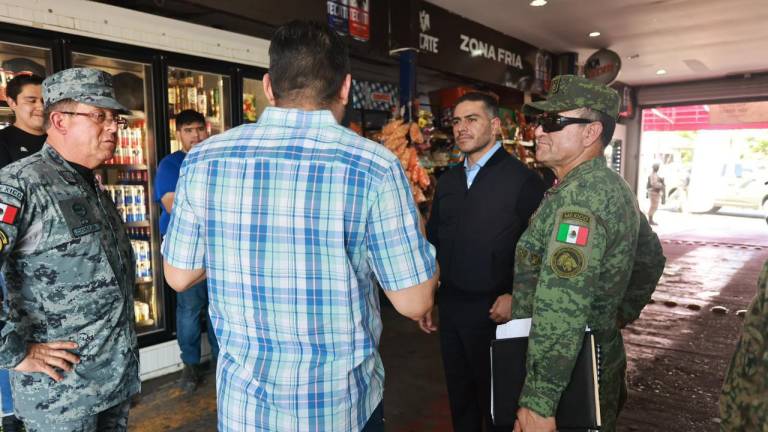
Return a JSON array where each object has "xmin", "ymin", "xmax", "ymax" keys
[
  {"xmin": 138, "ymin": 241, "xmax": 151, "ymax": 278},
  {"xmin": 137, "ymin": 202, "xmax": 147, "ymax": 222},
  {"xmin": 134, "ymin": 186, "xmax": 145, "ymax": 205},
  {"xmin": 129, "ymin": 204, "xmax": 142, "ymax": 223},
  {"xmin": 123, "ymin": 185, "xmax": 134, "ymax": 206},
  {"xmin": 138, "ymin": 241, "xmax": 150, "ymax": 262}
]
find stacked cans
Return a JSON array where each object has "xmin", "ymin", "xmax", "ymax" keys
[
  {"xmin": 105, "ymin": 185, "xmax": 147, "ymax": 223},
  {"xmin": 131, "ymin": 240, "xmax": 152, "ymax": 279},
  {"xmin": 105, "ymin": 126, "xmax": 145, "ymax": 165}
]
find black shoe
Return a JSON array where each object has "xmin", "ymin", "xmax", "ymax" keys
[
  {"xmin": 178, "ymin": 363, "xmax": 201, "ymax": 392},
  {"xmin": 2, "ymin": 415, "xmax": 24, "ymax": 432}
]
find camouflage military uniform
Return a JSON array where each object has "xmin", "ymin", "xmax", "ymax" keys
[
  {"xmin": 511, "ymin": 75, "xmax": 666, "ymax": 431},
  {"xmin": 0, "ymin": 144, "xmax": 139, "ymax": 427},
  {"xmin": 720, "ymin": 259, "xmax": 768, "ymax": 431}
]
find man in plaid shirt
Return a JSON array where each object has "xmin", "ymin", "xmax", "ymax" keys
[{"xmin": 162, "ymin": 20, "xmax": 438, "ymax": 432}]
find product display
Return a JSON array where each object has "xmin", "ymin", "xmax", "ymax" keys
[
  {"xmin": 379, "ymin": 118, "xmax": 431, "ymax": 203},
  {"xmin": 168, "ymin": 67, "xmax": 230, "ymax": 152},
  {"xmin": 73, "ymin": 52, "xmax": 164, "ymax": 334}
]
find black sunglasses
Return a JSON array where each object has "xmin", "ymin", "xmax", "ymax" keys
[{"xmin": 532, "ymin": 114, "xmax": 595, "ymax": 133}]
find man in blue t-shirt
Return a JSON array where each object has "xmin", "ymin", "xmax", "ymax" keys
[{"xmin": 155, "ymin": 109, "xmax": 219, "ymax": 392}]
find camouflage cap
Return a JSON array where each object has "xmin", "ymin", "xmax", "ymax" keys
[
  {"xmin": 524, "ymin": 75, "xmax": 620, "ymax": 119},
  {"xmin": 42, "ymin": 67, "xmax": 130, "ymax": 114}
]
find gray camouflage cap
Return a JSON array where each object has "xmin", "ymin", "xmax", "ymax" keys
[
  {"xmin": 42, "ymin": 67, "xmax": 130, "ymax": 114},
  {"xmin": 524, "ymin": 74, "xmax": 620, "ymax": 119}
]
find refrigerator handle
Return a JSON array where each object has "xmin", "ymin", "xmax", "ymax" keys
[
  {"xmin": 53, "ymin": 38, "xmax": 72, "ymax": 71},
  {"xmin": 152, "ymin": 55, "xmax": 171, "ymax": 160},
  {"xmin": 231, "ymin": 66, "xmax": 245, "ymax": 127}
]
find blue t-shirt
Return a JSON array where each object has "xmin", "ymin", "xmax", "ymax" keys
[{"xmin": 154, "ymin": 150, "xmax": 187, "ymax": 236}]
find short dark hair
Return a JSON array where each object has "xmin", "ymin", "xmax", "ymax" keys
[
  {"xmin": 6, "ymin": 74, "xmax": 44, "ymax": 102},
  {"xmin": 43, "ymin": 98, "xmax": 77, "ymax": 130},
  {"xmin": 453, "ymin": 92, "xmax": 499, "ymax": 119},
  {"xmin": 175, "ymin": 109, "xmax": 205, "ymax": 130},
  {"xmin": 268, "ymin": 20, "xmax": 350, "ymax": 106},
  {"xmin": 577, "ymin": 108, "xmax": 616, "ymax": 147}
]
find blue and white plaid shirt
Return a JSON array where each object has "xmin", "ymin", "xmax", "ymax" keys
[{"xmin": 162, "ymin": 107, "xmax": 437, "ymax": 431}]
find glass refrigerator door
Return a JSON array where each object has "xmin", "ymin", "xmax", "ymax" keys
[
  {"xmin": 168, "ymin": 67, "xmax": 231, "ymax": 151},
  {"xmin": 0, "ymin": 41, "xmax": 52, "ymax": 129},
  {"xmin": 72, "ymin": 53, "xmax": 164, "ymax": 337},
  {"xmin": 242, "ymin": 77, "xmax": 269, "ymax": 124}
]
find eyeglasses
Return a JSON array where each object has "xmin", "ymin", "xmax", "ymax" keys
[
  {"xmin": 58, "ymin": 111, "xmax": 128, "ymax": 129},
  {"xmin": 531, "ymin": 114, "xmax": 595, "ymax": 133}
]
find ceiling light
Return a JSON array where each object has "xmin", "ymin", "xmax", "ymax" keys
[
  {"xmin": 656, "ymin": 69, "xmax": 668, "ymax": 75},
  {"xmin": 588, "ymin": 32, "xmax": 601, "ymax": 38},
  {"xmin": 529, "ymin": 0, "xmax": 547, "ymax": 6}
]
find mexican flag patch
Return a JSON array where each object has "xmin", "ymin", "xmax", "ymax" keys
[{"xmin": 556, "ymin": 223, "xmax": 589, "ymax": 246}]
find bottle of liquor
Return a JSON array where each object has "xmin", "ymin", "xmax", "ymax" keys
[{"xmin": 197, "ymin": 75, "xmax": 207, "ymax": 116}]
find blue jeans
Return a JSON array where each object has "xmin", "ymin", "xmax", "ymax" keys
[
  {"xmin": 0, "ymin": 368, "xmax": 12, "ymax": 417},
  {"xmin": 361, "ymin": 402, "xmax": 384, "ymax": 432},
  {"xmin": 0, "ymin": 276, "xmax": 14, "ymax": 418},
  {"xmin": 176, "ymin": 280, "xmax": 219, "ymax": 364}
]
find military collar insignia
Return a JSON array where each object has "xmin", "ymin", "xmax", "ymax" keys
[{"xmin": 44, "ymin": 145, "xmax": 65, "ymax": 165}]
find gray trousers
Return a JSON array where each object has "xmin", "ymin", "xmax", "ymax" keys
[{"xmin": 23, "ymin": 399, "xmax": 130, "ymax": 432}]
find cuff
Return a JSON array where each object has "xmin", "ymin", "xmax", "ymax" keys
[{"xmin": 519, "ymin": 382, "xmax": 559, "ymax": 418}]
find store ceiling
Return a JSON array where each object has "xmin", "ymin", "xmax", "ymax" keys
[{"xmin": 428, "ymin": 0, "xmax": 768, "ymax": 86}]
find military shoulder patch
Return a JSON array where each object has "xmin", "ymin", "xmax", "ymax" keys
[
  {"xmin": 0, "ymin": 202, "xmax": 19, "ymax": 225},
  {"xmin": 561, "ymin": 211, "xmax": 591, "ymax": 225},
  {"xmin": 0, "ymin": 228, "xmax": 8, "ymax": 253},
  {"xmin": 551, "ymin": 246, "xmax": 586, "ymax": 278},
  {"xmin": 0, "ymin": 184, "xmax": 24, "ymax": 201},
  {"xmin": 556, "ymin": 222, "xmax": 589, "ymax": 246}
]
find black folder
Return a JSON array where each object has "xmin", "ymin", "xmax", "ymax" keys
[{"xmin": 490, "ymin": 330, "xmax": 601, "ymax": 430}]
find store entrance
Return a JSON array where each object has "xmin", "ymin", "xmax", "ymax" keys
[
  {"xmin": 638, "ymin": 101, "xmax": 768, "ymax": 241},
  {"xmin": 619, "ymin": 101, "xmax": 768, "ymax": 430}
]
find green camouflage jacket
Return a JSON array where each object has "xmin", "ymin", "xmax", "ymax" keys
[
  {"xmin": 511, "ymin": 156, "xmax": 665, "ymax": 418},
  {"xmin": 0, "ymin": 144, "xmax": 139, "ymax": 421},
  {"xmin": 720, "ymin": 260, "xmax": 768, "ymax": 431}
]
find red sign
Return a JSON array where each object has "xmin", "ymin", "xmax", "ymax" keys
[{"xmin": 349, "ymin": 0, "xmax": 370, "ymax": 42}]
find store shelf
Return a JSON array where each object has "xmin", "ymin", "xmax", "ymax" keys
[
  {"xmin": 136, "ymin": 277, "xmax": 154, "ymax": 285},
  {"xmin": 125, "ymin": 111, "xmax": 146, "ymax": 120},
  {"xmin": 101, "ymin": 164, "xmax": 148, "ymax": 170},
  {"xmin": 126, "ymin": 220, "xmax": 150, "ymax": 228}
]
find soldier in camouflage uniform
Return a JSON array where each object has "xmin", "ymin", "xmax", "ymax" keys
[
  {"xmin": 510, "ymin": 75, "xmax": 666, "ymax": 432},
  {"xmin": 719, "ymin": 256, "xmax": 767, "ymax": 431},
  {"xmin": 0, "ymin": 68, "xmax": 139, "ymax": 432}
]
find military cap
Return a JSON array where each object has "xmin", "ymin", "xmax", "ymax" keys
[
  {"xmin": 42, "ymin": 67, "xmax": 130, "ymax": 114},
  {"xmin": 524, "ymin": 74, "xmax": 620, "ymax": 119}
]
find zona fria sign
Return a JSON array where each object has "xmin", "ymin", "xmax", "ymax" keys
[{"xmin": 415, "ymin": 1, "xmax": 549, "ymax": 91}]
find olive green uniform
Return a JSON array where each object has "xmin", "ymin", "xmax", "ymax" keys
[
  {"xmin": 511, "ymin": 156, "xmax": 666, "ymax": 431},
  {"xmin": 719, "ymin": 260, "xmax": 768, "ymax": 431}
]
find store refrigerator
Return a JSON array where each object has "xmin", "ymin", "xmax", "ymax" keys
[
  {"xmin": 0, "ymin": 40, "xmax": 52, "ymax": 129},
  {"xmin": 167, "ymin": 66, "xmax": 232, "ymax": 150},
  {"xmin": 70, "ymin": 52, "xmax": 167, "ymax": 343},
  {"xmin": 242, "ymin": 76, "xmax": 269, "ymax": 124}
]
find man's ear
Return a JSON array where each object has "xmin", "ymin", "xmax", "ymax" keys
[
  {"xmin": 338, "ymin": 74, "xmax": 352, "ymax": 106},
  {"xmin": 490, "ymin": 116, "xmax": 502, "ymax": 138},
  {"xmin": 6, "ymin": 98, "xmax": 18, "ymax": 110},
  {"xmin": 583, "ymin": 121, "xmax": 603, "ymax": 148},
  {"xmin": 49, "ymin": 112, "xmax": 67, "ymax": 134},
  {"xmin": 262, "ymin": 73, "xmax": 276, "ymax": 106}
]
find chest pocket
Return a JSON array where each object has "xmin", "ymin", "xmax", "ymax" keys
[{"xmin": 58, "ymin": 197, "xmax": 102, "ymax": 238}]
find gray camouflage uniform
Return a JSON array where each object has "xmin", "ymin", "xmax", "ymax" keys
[{"xmin": 0, "ymin": 143, "xmax": 139, "ymax": 426}]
